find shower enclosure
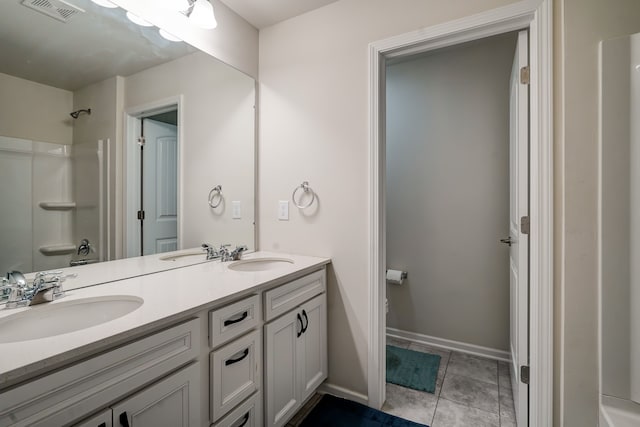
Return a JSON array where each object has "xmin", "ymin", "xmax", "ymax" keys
[{"xmin": 0, "ymin": 135, "xmax": 110, "ymax": 273}]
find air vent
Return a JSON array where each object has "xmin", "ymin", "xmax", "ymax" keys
[{"xmin": 21, "ymin": 0, "xmax": 85, "ymax": 23}]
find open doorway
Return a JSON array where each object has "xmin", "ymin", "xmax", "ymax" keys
[
  {"xmin": 367, "ymin": 2, "xmax": 553, "ymax": 426},
  {"xmin": 381, "ymin": 30, "xmax": 527, "ymax": 426},
  {"xmin": 125, "ymin": 99, "xmax": 181, "ymax": 258}
]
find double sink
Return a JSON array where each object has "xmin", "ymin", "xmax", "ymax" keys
[{"xmin": 0, "ymin": 256, "xmax": 294, "ymax": 344}]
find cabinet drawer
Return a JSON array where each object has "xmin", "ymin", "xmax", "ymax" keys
[
  {"xmin": 210, "ymin": 294, "xmax": 260, "ymax": 348},
  {"xmin": 264, "ymin": 269, "xmax": 325, "ymax": 321},
  {"xmin": 210, "ymin": 329, "xmax": 262, "ymax": 422},
  {"xmin": 0, "ymin": 318, "xmax": 200, "ymax": 427},
  {"xmin": 212, "ymin": 392, "xmax": 262, "ymax": 427}
]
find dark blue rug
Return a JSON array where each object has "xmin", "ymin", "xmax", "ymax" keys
[{"xmin": 299, "ymin": 394, "xmax": 429, "ymax": 427}]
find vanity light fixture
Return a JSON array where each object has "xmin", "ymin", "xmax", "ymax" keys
[
  {"xmin": 159, "ymin": 28, "xmax": 182, "ymax": 42},
  {"xmin": 90, "ymin": 0, "xmax": 118, "ymax": 8},
  {"xmin": 167, "ymin": 0, "xmax": 191, "ymax": 12},
  {"xmin": 189, "ymin": 0, "xmax": 217, "ymax": 29},
  {"xmin": 126, "ymin": 11, "xmax": 154, "ymax": 27}
]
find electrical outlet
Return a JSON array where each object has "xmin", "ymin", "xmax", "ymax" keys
[
  {"xmin": 278, "ymin": 200, "xmax": 289, "ymax": 220},
  {"xmin": 232, "ymin": 201, "xmax": 241, "ymax": 219}
]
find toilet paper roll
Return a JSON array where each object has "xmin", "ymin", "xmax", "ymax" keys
[{"xmin": 386, "ymin": 269, "xmax": 405, "ymax": 285}]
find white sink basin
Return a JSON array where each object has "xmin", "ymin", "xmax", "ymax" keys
[
  {"xmin": 0, "ymin": 295, "xmax": 144, "ymax": 343},
  {"xmin": 159, "ymin": 250, "xmax": 205, "ymax": 262},
  {"xmin": 228, "ymin": 257, "xmax": 294, "ymax": 272}
]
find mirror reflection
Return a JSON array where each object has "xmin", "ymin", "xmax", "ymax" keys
[{"xmin": 0, "ymin": 0, "xmax": 256, "ymax": 279}]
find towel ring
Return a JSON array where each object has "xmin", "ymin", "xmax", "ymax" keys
[
  {"xmin": 292, "ymin": 181, "xmax": 315, "ymax": 209},
  {"xmin": 208, "ymin": 185, "xmax": 223, "ymax": 208}
]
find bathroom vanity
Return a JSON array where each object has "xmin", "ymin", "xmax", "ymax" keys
[{"xmin": 0, "ymin": 252, "xmax": 330, "ymax": 427}]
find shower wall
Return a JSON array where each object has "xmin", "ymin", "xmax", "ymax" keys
[{"xmin": 385, "ymin": 33, "xmax": 517, "ymax": 352}]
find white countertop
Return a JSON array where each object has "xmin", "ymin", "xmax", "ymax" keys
[{"xmin": 0, "ymin": 251, "xmax": 330, "ymax": 386}]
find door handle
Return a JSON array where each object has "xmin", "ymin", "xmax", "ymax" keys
[
  {"xmin": 119, "ymin": 412, "xmax": 130, "ymax": 427},
  {"xmin": 223, "ymin": 311, "xmax": 248, "ymax": 326},
  {"xmin": 500, "ymin": 236, "xmax": 514, "ymax": 247},
  {"xmin": 225, "ymin": 348, "xmax": 250, "ymax": 366},
  {"xmin": 301, "ymin": 309, "xmax": 309, "ymax": 334},
  {"xmin": 297, "ymin": 313, "xmax": 303, "ymax": 338}
]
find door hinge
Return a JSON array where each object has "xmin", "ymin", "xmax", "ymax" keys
[
  {"xmin": 520, "ymin": 365, "xmax": 530, "ymax": 385},
  {"xmin": 520, "ymin": 216, "xmax": 530, "ymax": 235},
  {"xmin": 520, "ymin": 66, "xmax": 530, "ymax": 85},
  {"xmin": 137, "ymin": 210, "xmax": 145, "ymax": 221},
  {"xmin": 137, "ymin": 136, "xmax": 145, "ymax": 146}
]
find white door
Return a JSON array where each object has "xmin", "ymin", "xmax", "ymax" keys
[
  {"xmin": 508, "ymin": 29, "xmax": 529, "ymax": 427},
  {"xmin": 265, "ymin": 309, "xmax": 301, "ymax": 427},
  {"xmin": 142, "ymin": 119, "xmax": 178, "ymax": 255},
  {"xmin": 297, "ymin": 294, "xmax": 328, "ymax": 402},
  {"xmin": 111, "ymin": 363, "xmax": 200, "ymax": 427}
]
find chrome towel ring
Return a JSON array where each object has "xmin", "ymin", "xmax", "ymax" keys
[
  {"xmin": 208, "ymin": 185, "xmax": 223, "ymax": 208},
  {"xmin": 292, "ymin": 181, "xmax": 316, "ymax": 209}
]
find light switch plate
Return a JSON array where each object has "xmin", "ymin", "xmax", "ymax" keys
[
  {"xmin": 232, "ymin": 201, "xmax": 241, "ymax": 219},
  {"xmin": 278, "ymin": 200, "xmax": 289, "ymax": 220}
]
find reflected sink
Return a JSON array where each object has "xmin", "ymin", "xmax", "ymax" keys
[
  {"xmin": 0, "ymin": 295, "xmax": 143, "ymax": 343},
  {"xmin": 159, "ymin": 250, "xmax": 205, "ymax": 262},
  {"xmin": 228, "ymin": 257, "xmax": 294, "ymax": 272}
]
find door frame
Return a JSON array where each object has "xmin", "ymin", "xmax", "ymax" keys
[
  {"xmin": 123, "ymin": 95, "xmax": 184, "ymax": 258},
  {"xmin": 367, "ymin": 0, "xmax": 553, "ymax": 425}
]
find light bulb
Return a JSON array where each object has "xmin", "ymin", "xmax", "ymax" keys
[
  {"xmin": 126, "ymin": 11, "xmax": 154, "ymax": 27},
  {"xmin": 159, "ymin": 28, "xmax": 182, "ymax": 42},
  {"xmin": 190, "ymin": 0, "xmax": 217, "ymax": 29},
  {"xmin": 91, "ymin": 0, "xmax": 118, "ymax": 8}
]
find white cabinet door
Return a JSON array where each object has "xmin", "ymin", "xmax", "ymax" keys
[
  {"xmin": 73, "ymin": 409, "xmax": 112, "ymax": 427},
  {"xmin": 265, "ymin": 309, "xmax": 301, "ymax": 427},
  {"xmin": 297, "ymin": 294, "xmax": 327, "ymax": 402},
  {"xmin": 111, "ymin": 363, "xmax": 200, "ymax": 427}
]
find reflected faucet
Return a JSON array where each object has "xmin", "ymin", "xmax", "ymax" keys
[
  {"xmin": 202, "ymin": 243, "xmax": 220, "ymax": 260},
  {"xmin": 77, "ymin": 238, "xmax": 93, "ymax": 256}
]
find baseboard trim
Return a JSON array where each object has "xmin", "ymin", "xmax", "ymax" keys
[
  {"xmin": 387, "ymin": 327, "xmax": 511, "ymax": 362},
  {"xmin": 317, "ymin": 383, "xmax": 368, "ymax": 405}
]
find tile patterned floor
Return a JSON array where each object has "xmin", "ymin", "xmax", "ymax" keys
[
  {"xmin": 287, "ymin": 336, "xmax": 516, "ymax": 427},
  {"xmin": 383, "ymin": 336, "xmax": 516, "ymax": 427}
]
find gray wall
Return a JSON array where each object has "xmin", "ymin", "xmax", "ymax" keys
[{"xmin": 385, "ymin": 33, "xmax": 517, "ymax": 351}]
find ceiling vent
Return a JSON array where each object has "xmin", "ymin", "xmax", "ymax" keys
[{"xmin": 21, "ymin": 0, "xmax": 85, "ymax": 23}]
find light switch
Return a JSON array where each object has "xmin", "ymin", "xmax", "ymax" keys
[
  {"xmin": 232, "ymin": 201, "xmax": 241, "ymax": 219},
  {"xmin": 278, "ymin": 200, "xmax": 289, "ymax": 221}
]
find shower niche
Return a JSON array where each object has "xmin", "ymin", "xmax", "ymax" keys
[{"xmin": 600, "ymin": 31, "xmax": 640, "ymax": 426}]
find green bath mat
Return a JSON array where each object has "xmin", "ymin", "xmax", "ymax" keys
[{"xmin": 386, "ymin": 345, "xmax": 441, "ymax": 393}]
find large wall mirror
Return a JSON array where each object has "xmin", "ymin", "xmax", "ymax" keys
[{"xmin": 0, "ymin": 0, "xmax": 256, "ymax": 285}]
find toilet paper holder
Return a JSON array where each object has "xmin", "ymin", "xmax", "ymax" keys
[{"xmin": 386, "ymin": 269, "xmax": 408, "ymax": 280}]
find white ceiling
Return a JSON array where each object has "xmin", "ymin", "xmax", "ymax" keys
[{"xmin": 219, "ymin": 0, "xmax": 339, "ymax": 29}]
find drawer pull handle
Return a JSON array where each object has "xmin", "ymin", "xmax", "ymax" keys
[
  {"xmin": 237, "ymin": 412, "xmax": 250, "ymax": 427},
  {"xmin": 297, "ymin": 313, "xmax": 303, "ymax": 337},
  {"xmin": 98, "ymin": 423, "xmax": 107, "ymax": 427},
  {"xmin": 224, "ymin": 311, "xmax": 249, "ymax": 326},
  {"xmin": 225, "ymin": 348, "xmax": 250, "ymax": 366},
  {"xmin": 301, "ymin": 309, "xmax": 309, "ymax": 334},
  {"xmin": 119, "ymin": 412, "xmax": 130, "ymax": 427}
]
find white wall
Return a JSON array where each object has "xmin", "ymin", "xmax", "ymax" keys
[
  {"xmin": 0, "ymin": 72, "xmax": 73, "ymax": 145},
  {"xmin": 258, "ymin": 0, "xmax": 520, "ymax": 397},
  {"xmin": 555, "ymin": 0, "xmax": 640, "ymax": 424},
  {"xmin": 111, "ymin": 0, "xmax": 258, "ymax": 78},
  {"xmin": 386, "ymin": 34, "xmax": 516, "ymax": 351},
  {"xmin": 124, "ymin": 51, "xmax": 255, "ymax": 251}
]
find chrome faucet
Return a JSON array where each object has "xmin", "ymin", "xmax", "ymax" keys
[
  {"xmin": 220, "ymin": 245, "xmax": 248, "ymax": 262},
  {"xmin": 1, "ymin": 271, "xmax": 76, "ymax": 308},
  {"xmin": 202, "ymin": 243, "xmax": 220, "ymax": 260}
]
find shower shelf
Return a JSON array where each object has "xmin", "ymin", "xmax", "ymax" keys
[
  {"xmin": 39, "ymin": 202, "xmax": 76, "ymax": 211},
  {"xmin": 39, "ymin": 244, "xmax": 76, "ymax": 256}
]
